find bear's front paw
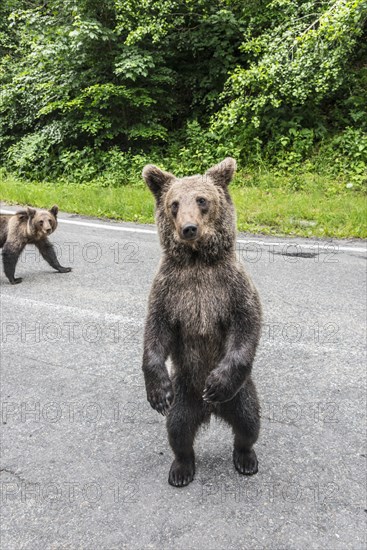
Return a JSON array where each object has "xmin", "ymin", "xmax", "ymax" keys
[
  {"xmin": 58, "ymin": 266, "xmax": 72, "ymax": 273},
  {"xmin": 202, "ymin": 370, "xmax": 235, "ymax": 404},
  {"xmin": 146, "ymin": 378, "xmax": 173, "ymax": 415}
]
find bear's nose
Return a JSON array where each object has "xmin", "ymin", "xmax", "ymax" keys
[{"xmin": 182, "ymin": 224, "xmax": 198, "ymax": 240}]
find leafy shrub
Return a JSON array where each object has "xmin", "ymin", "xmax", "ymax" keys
[{"xmin": 0, "ymin": 0, "xmax": 366, "ymax": 183}]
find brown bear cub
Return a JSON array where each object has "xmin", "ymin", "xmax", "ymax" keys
[
  {"xmin": 142, "ymin": 157, "xmax": 262, "ymax": 487},
  {"xmin": 0, "ymin": 205, "xmax": 71, "ymax": 284}
]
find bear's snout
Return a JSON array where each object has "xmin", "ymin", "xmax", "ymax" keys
[{"xmin": 181, "ymin": 223, "xmax": 198, "ymax": 241}]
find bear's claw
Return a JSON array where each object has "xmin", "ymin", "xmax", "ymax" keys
[
  {"xmin": 202, "ymin": 370, "xmax": 234, "ymax": 403},
  {"xmin": 147, "ymin": 384, "xmax": 173, "ymax": 415},
  {"xmin": 168, "ymin": 458, "xmax": 195, "ymax": 487},
  {"xmin": 233, "ymin": 448, "xmax": 258, "ymax": 475}
]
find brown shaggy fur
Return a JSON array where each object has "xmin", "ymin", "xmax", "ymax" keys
[
  {"xmin": 142, "ymin": 158, "xmax": 262, "ymax": 487},
  {"xmin": 0, "ymin": 205, "xmax": 71, "ymax": 284}
]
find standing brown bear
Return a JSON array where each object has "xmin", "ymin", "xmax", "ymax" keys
[
  {"xmin": 0, "ymin": 205, "xmax": 71, "ymax": 284},
  {"xmin": 142, "ymin": 157, "xmax": 262, "ymax": 487}
]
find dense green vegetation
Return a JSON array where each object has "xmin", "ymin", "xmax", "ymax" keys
[{"xmin": 0, "ymin": 1, "xmax": 366, "ymax": 236}]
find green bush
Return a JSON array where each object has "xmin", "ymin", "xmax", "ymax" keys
[{"xmin": 0, "ymin": 1, "xmax": 366, "ymax": 183}]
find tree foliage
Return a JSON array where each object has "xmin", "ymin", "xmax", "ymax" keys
[
  {"xmin": 213, "ymin": 0, "xmax": 367, "ymax": 168},
  {"xmin": 0, "ymin": 0, "xmax": 366, "ymax": 182}
]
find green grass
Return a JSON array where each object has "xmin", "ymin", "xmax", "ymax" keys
[{"xmin": 1, "ymin": 172, "xmax": 366, "ymax": 238}]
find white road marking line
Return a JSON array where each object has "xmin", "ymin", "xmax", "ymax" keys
[{"xmin": 1, "ymin": 209, "xmax": 366, "ymax": 253}]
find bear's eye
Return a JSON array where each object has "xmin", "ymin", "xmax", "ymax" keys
[
  {"xmin": 171, "ymin": 201, "xmax": 179, "ymax": 215},
  {"xmin": 197, "ymin": 197, "xmax": 207, "ymax": 208}
]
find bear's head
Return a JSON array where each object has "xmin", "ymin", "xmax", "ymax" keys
[
  {"xmin": 26, "ymin": 205, "xmax": 59, "ymax": 240},
  {"xmin": 143, "ymin": 158, "xmax": 237, "ymax": 264}
]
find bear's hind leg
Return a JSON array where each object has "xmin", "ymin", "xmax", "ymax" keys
[
  {"xmin": 217, "ymin": 379, "xmax": 260, "ymax": 475},
  {"xmin": 167, "ymin": 386, "xmax": 207, "ymax": 487}
]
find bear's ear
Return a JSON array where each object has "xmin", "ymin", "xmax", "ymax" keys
[
  {"xmin": 49, "ymin": 205, "xmax": 58, "ymax": 217},
  {"xmin": 142, "ymin": 164, "xmax": 174, "ymax": 200},
  {"xmin": 205, "ymin": 157, "xmax": 237, "ymax": 188},
  {"xmin": 26, "ymin": 207, "xmax": 36, "ymax": 219},
  {"xmin": 16, "ymin": 210, "xmax": 28, "ymax": 221}
]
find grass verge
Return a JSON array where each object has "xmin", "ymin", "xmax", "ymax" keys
[{"xmin": 0, "ymin": 173, "xmax": 366, "ymax": 238}]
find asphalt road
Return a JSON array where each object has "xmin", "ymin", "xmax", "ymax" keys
[{"xmin": 0, "ymin": 204, "xmax": 366, "ymax": 550}]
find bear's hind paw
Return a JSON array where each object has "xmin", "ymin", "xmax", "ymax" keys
[
  {"xmin": 233, "ymin": 448, "xmax": 258, "ymax": 475},
  {"xmin": 10, "ymin": 277, "xmax": 23, "ymax": 285},
  {"xmin": 168, "ymin": 458, "xmax": 195, "ymax": 487}
]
